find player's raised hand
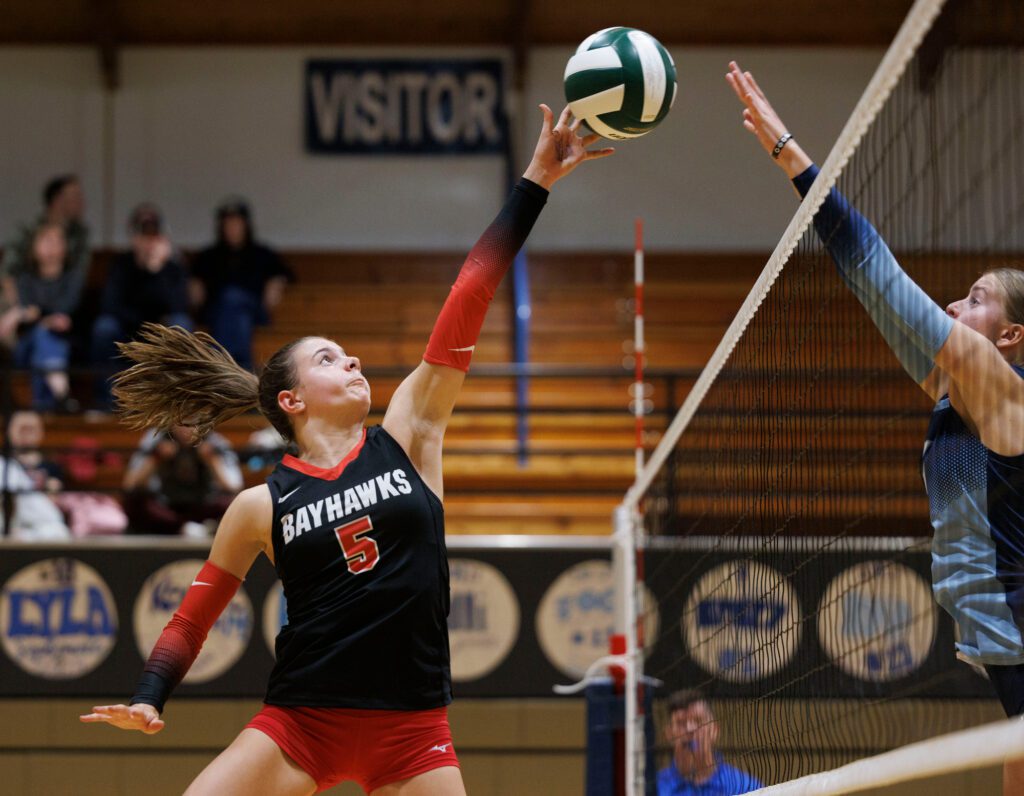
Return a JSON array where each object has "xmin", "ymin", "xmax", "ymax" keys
[
  {"xmin": 523, "ymin": 103, "xmax": 615, "ymax": 190},
  {"xmin": 79, "ymin": 703, "xmax": 165, "ymax": 734},
  {"xmin": 726, "ymin": 61, "xmax": 812, "ymax": 178}
]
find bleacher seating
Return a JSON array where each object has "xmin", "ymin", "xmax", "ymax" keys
[{"xmin": 10, "ymin": 250, "xmax": 935, "ymax": 535}]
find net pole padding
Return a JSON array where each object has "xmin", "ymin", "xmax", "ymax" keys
[
  {"xmin": 629, "ymin": 507, "xmax": 647, "ymax": 796},
  {"xmin": 751, "ymin": 718, "xmax": 1024, "ymax": 796},
  {"xmin": 612, "ymin": 504, "xmax": 641, "ymax": 794},
  {"xmin": 634, "ymin": 218, "xmax": 646, "ymax": 478},
  {"xmin": 620, "ymin": 0, "xmax": 949, "ymax": 512}
]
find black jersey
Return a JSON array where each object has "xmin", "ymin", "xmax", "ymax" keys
[{"xmin": 264, "ymin": 425, "xmax": 451, "ymax": 709}]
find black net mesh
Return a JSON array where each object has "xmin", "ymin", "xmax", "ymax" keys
[{"xmin": 639, "ymin": 0, "xmax": 1024, "ymax": 787}]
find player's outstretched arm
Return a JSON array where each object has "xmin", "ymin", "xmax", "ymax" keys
[
  {"xmin": 728, "ymin": 62, "xmax": 1024, "ymax": 454},
  {"xmin": 79, "ymin": 485, "xmax": 272, "ymax": 732},
  {"xmin": 384, "ymin": 104, "xmax": 613, "ymax": 497},
  {"xmin": 726, "ymin": 61, "xmax": 954, "ymax": 401}
]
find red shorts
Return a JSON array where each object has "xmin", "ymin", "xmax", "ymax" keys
[{"xmin": 246, "ymin": 704, "xmax": 459, "ymax": 793}]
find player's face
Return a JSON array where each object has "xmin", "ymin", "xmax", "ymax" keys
[
  {"xmin": 290, "ymin": 337, "xmax": 371, "ymax": 421},
  {"xmin": 666, "ymin": 701, "xmax": 718, "ymax": 755},
  {"xmin": 946, "ymin": 276, "xmax": 1011, "ymax": 342}
]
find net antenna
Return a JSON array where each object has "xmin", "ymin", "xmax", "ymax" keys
[
  {"xmin": 633, "ymin": 217, "xmax": 647, "ymax": 480},
  {"xmin": 613, "ymin": 0, "xmax": 950, "ymax": 792}
]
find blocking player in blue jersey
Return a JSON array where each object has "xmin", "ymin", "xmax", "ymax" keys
[
  {"xmin": 728, "ymin": 61, "xmax": 1024, "ymax": 794},
  {"xmin": 78, "ymin": 105, "xmax": 612, "ymax": 796}
]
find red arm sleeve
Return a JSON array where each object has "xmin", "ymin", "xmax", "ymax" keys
[
  {"xmin": 130, "ymin": 560, "xmax": 242, "ymax": 713},
  {"xmin": 423, "ymin": 177, "xmax": 548, "ymax": 372}
]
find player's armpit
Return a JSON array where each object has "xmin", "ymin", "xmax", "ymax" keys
[
  {"xmin": 383, "ymin": 362, "xmax": 451, "ymax": 500},
  {"xmin": 919, "ymin": 365, "xmax": 949, "ymax": 403},
  {"xmin": 938, "ymin": 322, "xmax": 1024, "ymax": 456}
]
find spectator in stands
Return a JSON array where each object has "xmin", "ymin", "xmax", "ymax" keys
[
  {"xmin": 7, "ymin": 409, "xmax": 64, "ymax": 494},
  {"xmin": 0, "ymin": 223, "xmax": 83, "ymax": 411},
  {"xmin": 122, "ymin": 424, "xmax": 242, "ymax": 536},
  {"xmin": 189, "ymin": 197, "xmax": 292, "ymax": 369},
  {"xmin": 658, "ymin": 689, "xmax": 762, "ymax": 795},
  {"xmin": 0, "ymin": 410, "xmax": 70, "ymax": 540},
  {"xmin": 243, "ymin": 424, "xmax": 291, "ymax": 471},
  {"xmin": 91, "ymin": 203, "xmax": 192, "ymax": 409},
  {"xmin": 1, "ymin": 175, "xmax": 90, "ymax": 320},
  {"xmin": 6, "ymin": 408, "xmax": 128, "ymax": 538}
]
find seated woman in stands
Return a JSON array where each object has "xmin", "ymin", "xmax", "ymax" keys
[{"xmin": 0, "ymin": 223, "xmax": 83, "ymax": 412}]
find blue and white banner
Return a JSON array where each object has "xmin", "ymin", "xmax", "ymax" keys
[
  {"xmin": 0, "ymin": 543, "xmax": 990, "ymax": 699},
  {"xmin": 304, "ymin": 58, "xmax": 507, "ymax": 154}
]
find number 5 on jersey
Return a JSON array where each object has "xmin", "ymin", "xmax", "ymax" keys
[{"xmin": 335, "ymin": 516, "xmax": 379, "ymax": 574}]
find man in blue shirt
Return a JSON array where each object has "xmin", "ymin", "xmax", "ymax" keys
[{"xmin": 657, "ymin": 689, "xmax": 762, "ymax": 795}]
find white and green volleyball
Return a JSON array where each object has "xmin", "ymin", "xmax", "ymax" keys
[{"xmin": 564, "ymin": 27, "xmax": 676, "ymax": 140}]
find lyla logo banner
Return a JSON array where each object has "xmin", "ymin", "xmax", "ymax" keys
[{"xmin": 305, "ymin": 58, "xmax": 507, "ymax": 154}]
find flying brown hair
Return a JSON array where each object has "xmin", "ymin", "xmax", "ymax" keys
[{"xmin": 113, "ymin": 323, "xmax": 261, "ymax": 441}]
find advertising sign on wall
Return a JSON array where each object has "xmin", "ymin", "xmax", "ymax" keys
[
  {"xmin": 0, "ymin": 541, "xmax": 992, "ymax": 700},
  {"xmin": 1, "ymin": 558, "xmax": 118, "ymax": 679},
  {"xmin": 305, "ymin": 58, "xmax": 507, "ymax": 155}
]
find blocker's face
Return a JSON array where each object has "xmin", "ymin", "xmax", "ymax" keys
[
  {"xmin": 290, "ymin": 337, "xmax": 371, "ymax": 419},
  {"xmin": 946, "ymin": 276, "xmax": 1010, "ymax": 342}
]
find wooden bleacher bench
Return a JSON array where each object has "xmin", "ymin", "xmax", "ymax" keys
[{"xmin": 20, "ymin": 249, "xmax": 936, "ymax": 536}]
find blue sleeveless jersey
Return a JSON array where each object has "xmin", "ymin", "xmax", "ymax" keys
[{"xmin": 922, "ymin": 367, "xmax": 1024, "ymax": 664}]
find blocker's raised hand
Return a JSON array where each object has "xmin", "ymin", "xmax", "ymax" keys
[
  {"xmin": 523, "ymin": 104, "xmax": 614, "ymax": 190},
  {"xmin": 80, "ymin": 702, "xmax": 165, "ymax": 734},
  {"xmin": 726, "ymin": 60, "xmax": 812, "ymax": 178}
]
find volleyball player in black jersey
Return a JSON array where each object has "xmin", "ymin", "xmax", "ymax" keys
[{"xmin": 79, "ymin": 104, "xmax": 612, "ymax": 796}]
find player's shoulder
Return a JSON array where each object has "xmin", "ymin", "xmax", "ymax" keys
[{"xmin": 227, "ymin": 484, "xmax": 272, "ymax": 521}]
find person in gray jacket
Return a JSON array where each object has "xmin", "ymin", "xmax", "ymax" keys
[{"xmin": 0, "ymin": 222, "xmax": 83, "ymax": 411}]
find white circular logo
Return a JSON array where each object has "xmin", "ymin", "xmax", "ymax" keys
[
  {"xmin": 683, "ymin": 560, "xmax": 801, "ymax": 683},
  {"xmin": 536, "ymin": 560, "xmax": 659, "ymax": 679},
  {"xmin": 818, "ymin": 561, "xmax": 936, "ymax": 682},
  {"xmin": 447, "ymin": 559, "xmax": 520, "ymax": 681},
  {"xmin": 262, "ymin": 581, "xmax": 287, "ymax": 657},
  {"xmin": 1, "ymin": 558, "xmax": 118, "ymax": 679},
  {"xmin": 133, "ymin": 560, "xmax": 253, "ymax": 684}
]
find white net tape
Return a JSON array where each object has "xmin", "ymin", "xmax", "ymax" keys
[{"xmin": 752, "ymin": 718, "xmax": 1024, "ymax": 795}]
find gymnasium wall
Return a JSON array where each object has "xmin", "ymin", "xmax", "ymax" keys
[{"xmin": 0, "ymin": 45, "xmax": 879, "ymax": 251}]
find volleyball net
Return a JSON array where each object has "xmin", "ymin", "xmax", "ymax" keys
[{"xmin": 614, "ymin": 0, "xmax": 1024, "ymax": 791}]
